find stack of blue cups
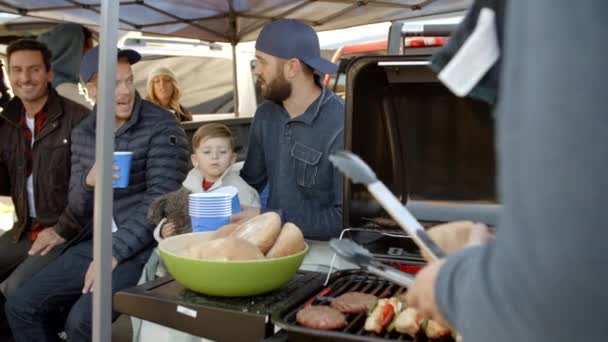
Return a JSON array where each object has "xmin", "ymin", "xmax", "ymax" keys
[
  {"xmin": 214, "ymin": 186, "xmax": 241, "ymax": 214},
  {"xmin": 189, "ymin": 193, "xmax": 232, "ymax": 232}
]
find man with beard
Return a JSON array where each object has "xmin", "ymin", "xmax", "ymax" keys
[
  {"xmin": 0, "ymin": 39, "xmax": 88, "ymax": 339},
  {"xmin": 5, "ymin": 46, "xmax": 190, "ymax": 342},
  {"xmin": 233, "ymin": 20, "xmax": 345, "ymax": 265}
]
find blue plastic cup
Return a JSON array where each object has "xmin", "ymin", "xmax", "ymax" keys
[
  {"xmin": 113, "ymin": 151, "xmax": 133, "ymax": 188},
  {"xmin": 231, "ymin": 194, "xmax": 241, "ymax": 214},
  {"xmin": 213, "ymin": 186, "xmax": 240, "ymax": 214},
  {"xmin": 189, "ymin": 210, "xmax": 233, "ymax": 217},
  {"xmin": 191, "ymin": 215, "xmax": 230, "ymax": 232}
]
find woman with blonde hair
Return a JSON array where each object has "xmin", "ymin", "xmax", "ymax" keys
[{"xmin": 146, "ymin": 66, "xmax": 192, "ymax": 122}]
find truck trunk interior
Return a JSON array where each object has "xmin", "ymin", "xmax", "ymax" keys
[{"xmin": 343, "ymin": 54, "xmax": 498, "ymax": 230}]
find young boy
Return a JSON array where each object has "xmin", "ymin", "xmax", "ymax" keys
[
  {"xmin": 132, "ymin": 123, "xmax": 260, "ymax": 342},
  {"xmin": 160, "ymin": 123, "xmax": 260, "ymax": 238}
]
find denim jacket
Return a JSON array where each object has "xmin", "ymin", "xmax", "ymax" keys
[{"xmin": 241, "ymin": 86, "xmax": 344, "ymax": 240}]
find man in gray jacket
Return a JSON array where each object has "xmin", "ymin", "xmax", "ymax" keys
[
  {"xmin": 406, "ymin": 1, "xmax": 608, "ymax": 342},
  {"xmin": 5, "ymin": 46, "xmax": 190, "ymax": 342}
]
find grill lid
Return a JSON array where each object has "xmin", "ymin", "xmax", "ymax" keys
[{"xmin": 343, "ymin": 55, "xmax": 498, "ymax": 228}]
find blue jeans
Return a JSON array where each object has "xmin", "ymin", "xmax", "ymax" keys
[{"xmin": 4, "ymin": 240, "xmax": 145, "ymax": 342}]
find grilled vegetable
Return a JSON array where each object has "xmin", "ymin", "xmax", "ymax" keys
[
  {"xmin": 423, "ymin": 318, "xmax": 451, "ymax": 339},
  {"xmin": 393, "ymin": 307, "xmax": 422, "ymax": 336},
  {"xmin": 391, "ymin": 302, "xmax": 452, "ymax": 339},
  {"xmin": 367, "ymin": 298, "xmax": 378, "ymax": 314},
  {"xmin": 364, "ymin": 297, "xmax": 403, "ymax": 334},
  {"xmin": 380, "ymin": 303, "xmax": 395, "ymax": 327}
]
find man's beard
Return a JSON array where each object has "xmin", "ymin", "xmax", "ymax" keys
[{"xmin": 257, "ymin": 74, "xmax": 292, "ymax": 103}]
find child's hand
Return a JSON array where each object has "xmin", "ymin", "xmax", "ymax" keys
[{"xmin": 160, "ymin": 221, "xmax": 177, "ymax": 239}]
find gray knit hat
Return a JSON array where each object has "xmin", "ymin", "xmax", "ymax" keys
[{"xmin": 147, "ymin": 66, "xmax": 176, "ymax": 87}]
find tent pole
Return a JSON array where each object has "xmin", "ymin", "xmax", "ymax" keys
[
  {"xmin": 93, "ymin": 0, "xmax": 118, "ymax": 341},
  {"xmin": 232, "ymin": 42, "xmax": 239, "ymax": 117}
]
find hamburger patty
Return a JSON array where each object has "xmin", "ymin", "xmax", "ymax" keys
[
  {"xmin": 331, "ymin": 292, "xmax": 377, "ymax": 314},
  {"xmin": 296, "ymin": 305, "xmax": 347, "ymax": 330}
]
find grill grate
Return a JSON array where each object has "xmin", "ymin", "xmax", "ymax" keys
[{"xmin": 273, "ymin": 270, "xmax": 454, "ymax": 342}]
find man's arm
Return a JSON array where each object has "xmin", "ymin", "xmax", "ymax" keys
[
  {"xmin": 240, "ymin": 114, "xmax": 267, "ymax": 193},
  {"xmin": 0, "ymin": 160, "xmax": 9, "ymax": 195},
  {"xmin": 111, "ymin": 124, "xmax": 189, "ymax": 263},
  {"xmin": 0, "ymin": 141, "xmax": 10, "ymax": 195},
  {"xmin": 54, "ymin": 129, "xmax": 95, "ymax": 240}
]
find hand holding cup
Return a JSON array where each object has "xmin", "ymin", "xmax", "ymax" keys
[{"xmin": 85, "ymin": 162, "xmax": 121, "ymax": 188}]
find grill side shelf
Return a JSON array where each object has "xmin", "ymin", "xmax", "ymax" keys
[{"xmin": 115, "ymin": 271, "xmax": 326, "ymax": 341}]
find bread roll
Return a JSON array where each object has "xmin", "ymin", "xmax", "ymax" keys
[
  {"xmin": 188, "ymin": 237, "xmax": 264, "ymax": 261},
  {"xmin": 178, "ymin": 234, "xmax": 216, "ymax": 258},
  {"xmin": 232, "ymin": 212, "xmax": 281, "ymax": 253},
  {"xmin": 266, "ymin": 222, "xmax": 306, "ymax": 258},
  {"xmin": 211, "ymin": 223, "xmax": 240, "ymax": 239},
  {"xmin": 421, "ymin": 221, "xmax": 474, "ymax": 261},
  {"xmin": 185, "ymin": 243, "xmax": 201, "ymax": 259}
]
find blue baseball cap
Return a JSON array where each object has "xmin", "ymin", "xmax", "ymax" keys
[
  {"xmin": 80, "ymin": 45, "xmax": 141, "ymax": 83},
  {"xmin": 255, "ymin": 19, "xmax": 337, "ymax": 75}
]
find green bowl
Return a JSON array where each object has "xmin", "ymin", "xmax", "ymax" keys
[{"xmin": 159, "ymin": 232, "xmax": 308, "ymax": 297}]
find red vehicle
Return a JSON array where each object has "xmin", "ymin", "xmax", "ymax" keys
[{"xmin": 323, "ymin": 36, "xmax": 448, "ymax": 95}]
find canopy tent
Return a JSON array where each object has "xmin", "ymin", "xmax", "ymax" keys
[
  {"xmin": 0, "ymin": 1, "xmax": 469, "ymax": 341},
  {"xmin": 0, "ymin": 0, "xmax": 470, "ymax": 43},
  {"xmin": 0, "ymin": 1, "xmax": 471, "ymax": 115}
]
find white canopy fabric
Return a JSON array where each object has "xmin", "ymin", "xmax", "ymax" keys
[{"xmin": 0, "ymin": 0, "xmax": 470, "ymax": 43}]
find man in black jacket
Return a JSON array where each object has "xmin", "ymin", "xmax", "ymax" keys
[
  {"xmin": 0, "ymin": 39, "xmax": 88, "ymax": 339},
  {"xmin": 5, "ymin": 46, "xmax": 190, "ymax": 342},
  {"xmin": 0, "ymin": 60, "xmax": 10, "ymax": 110}
]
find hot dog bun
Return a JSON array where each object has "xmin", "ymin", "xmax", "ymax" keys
[
  {"xmin": 188, "ymin": 236, "xmax": 264, "ymax": 261},
  {"xmin": 422, "ymin": 220, "xmax": 474, "ymax": 261},
  {"xmin": 265, "ymin": 222, "xmax": 306, "ymax": 258},
  {"xmin": 232, "ymin": 212, "xmax": 281, "ymax": 253},
  {"xmin": 211, "ymin": 223, "xmax": 240, "ymax": 239}
]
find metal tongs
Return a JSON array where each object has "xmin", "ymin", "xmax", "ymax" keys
[
  {"xmin": 329, "ymin": 238, "xmax": 414, "ymax": 288},
  {"xmin": 329, "ymin": 150, "xmax": 446, "ymax": 261},
  {"xmin": 330, "ymin": 151, "xmax": 462, "ymax": 339}
]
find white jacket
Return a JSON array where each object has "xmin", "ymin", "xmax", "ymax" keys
[
  {"xmin": 151, "ymin": 162, "xmax": 260, "ymax": 243},
  {"xmin": 134, "ymin": 164, "xmax": 260, "ymax": 342},
  {"xmin": 181, "ymin": 163, "xmax": 260, "ymax": 208}
]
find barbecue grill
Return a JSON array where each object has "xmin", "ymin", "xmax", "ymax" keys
[
  {"xmin": 329, "ymin": 49, "xmax": 498, "ymax": 281},
  {"xmin": 273, "ymin": 269, "xmax": 454, "ymax": 342}
]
